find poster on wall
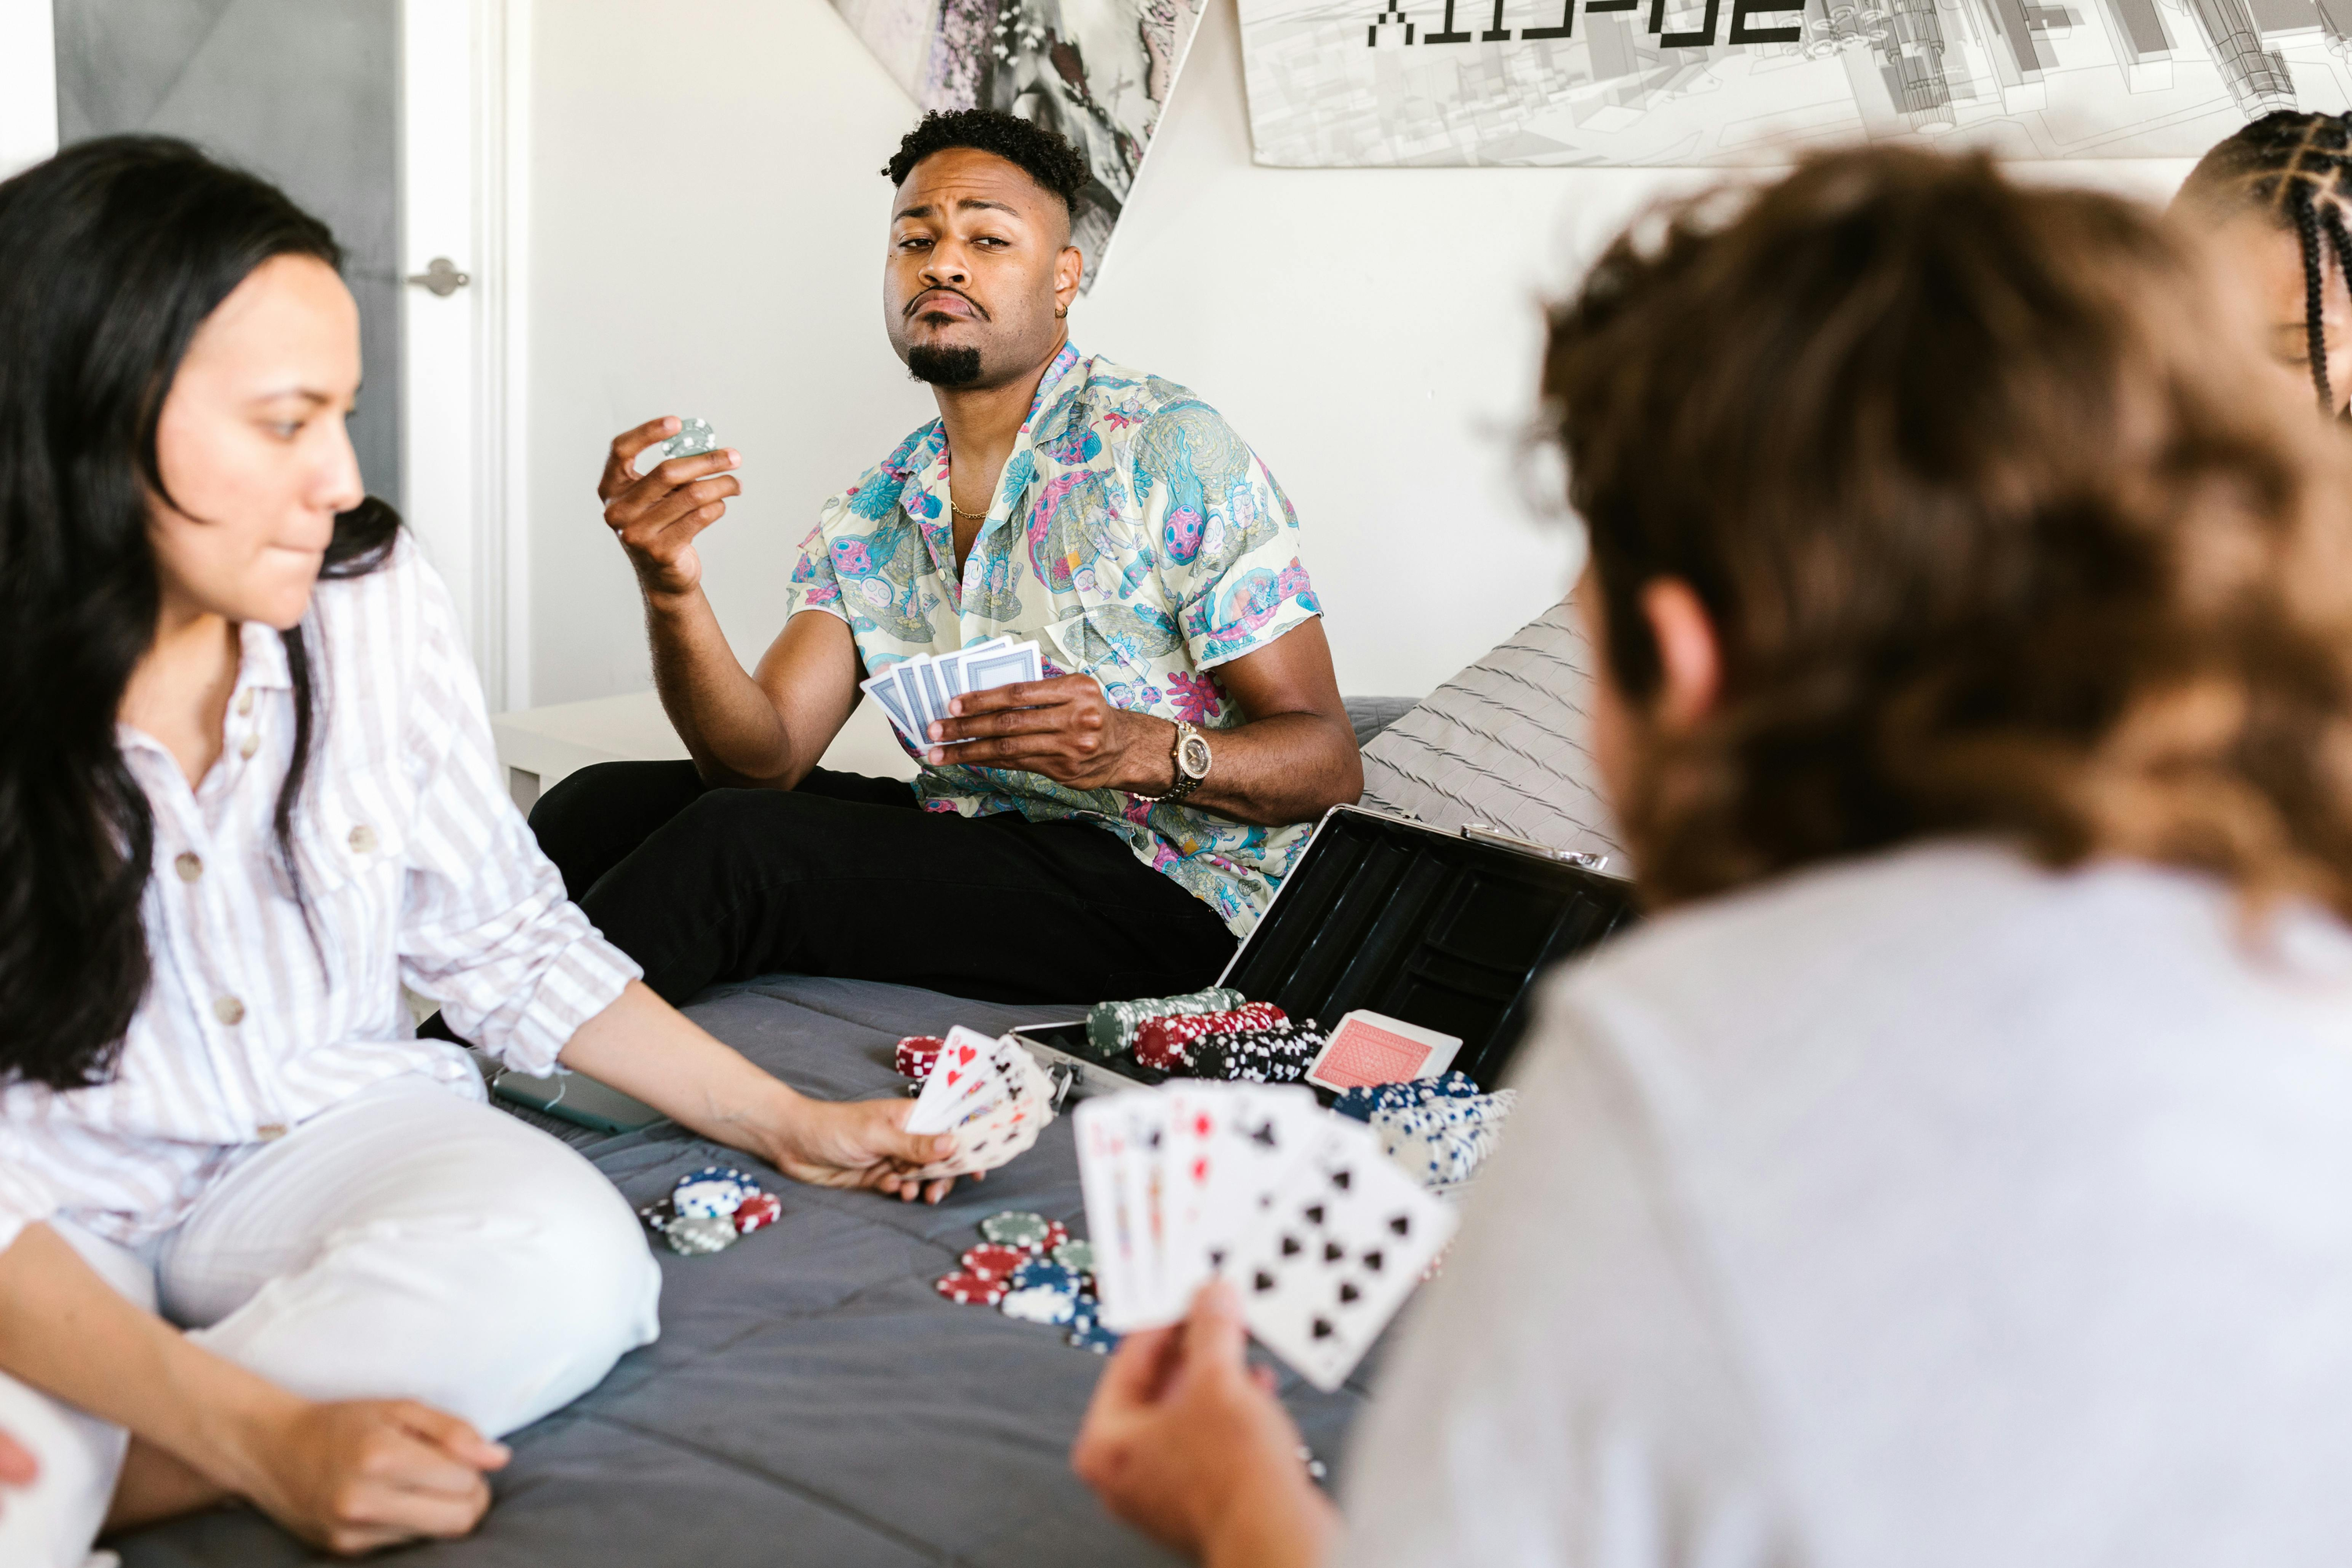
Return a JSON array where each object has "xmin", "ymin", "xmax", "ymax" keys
[
  {"xmin": 1236, "ymin": 0, "xmax": 2352, "ymax": 165},
  {"xmin": 833, "ymin": 0, "xmax": 1205, "ymax": 282}
]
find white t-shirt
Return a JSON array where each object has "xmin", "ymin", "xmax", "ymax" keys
[{"xmin": 1341, "ymin": 840, "xmax": 2352, "ymax": 1566}]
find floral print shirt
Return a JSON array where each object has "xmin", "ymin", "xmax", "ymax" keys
[{"xmin": 785, "ymin": 343, "xmax": 1325, "ymax": 938}]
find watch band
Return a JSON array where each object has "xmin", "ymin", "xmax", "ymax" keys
[{"xmin": 1136, "ymin": 719, "xmax": 1210, "ymax": 804}]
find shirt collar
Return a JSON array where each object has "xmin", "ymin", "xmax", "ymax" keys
[
  {"xmin": 898, "ymin": 341, "xmax": 1089, "ymax": 557},
  {"xmin": 115, "ymin": 619, "xmax": 296, "ymax": 762}
]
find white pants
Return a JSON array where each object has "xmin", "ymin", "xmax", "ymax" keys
[{"xmin": 0, "ymin": 1075, "xmax": 662, "ymax": 1568}]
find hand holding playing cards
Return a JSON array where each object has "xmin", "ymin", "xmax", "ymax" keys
[
  {"xmin": 766, "ymin": 1096, "xmax": 961, "ymax": 1204},
  {"xmin": 926, "ymin": 673, "xmax": 1175, "ymax": 793},
  {"xmin": 598, "ymin": 416, "xmax": 743, "ymax": 602},
  {"xmin": 1071, "ymin": 1281, "xmax": 1337, "ymax": 1568}
]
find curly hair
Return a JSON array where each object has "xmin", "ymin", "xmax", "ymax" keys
[
  {"xmin": 2175, "ymin": 111, "xmax": 2352, "ymax": 412},
  {"xmin": 883, "ymin": 109, "xmax": 1090, "ymax": 218},
  {"xmin": 1546, "ymin": 145, "xmax": 2352, "ymax": 917}
]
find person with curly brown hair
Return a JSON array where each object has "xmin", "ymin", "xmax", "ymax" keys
[{"xmin": 1070, "ymin": 144, "xmax": 2352, "ymax": 1568}]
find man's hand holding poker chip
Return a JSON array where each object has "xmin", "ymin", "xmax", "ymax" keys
[{"xmin": 925, "ymin": 674, "xmax": 1180, "ymax": 795}]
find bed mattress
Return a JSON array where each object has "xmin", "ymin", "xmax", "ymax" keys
[{"xmin": 114, "ymin": 975, "xmax": 1374, "ymax": 1567}]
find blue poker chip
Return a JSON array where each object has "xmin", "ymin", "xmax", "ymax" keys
[
  {"xmin": 1009, "ymin": 1258, "xmax": 1076, "ymax": 1294},
  {"xmin": 1067, "ymin": 1316, "xmax": 1122, "ymax": 1354},
  {"xmin": 673, "ymin": 1165, "xmax": 758, "ymax": 1219}
]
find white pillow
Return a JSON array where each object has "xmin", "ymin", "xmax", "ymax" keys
[{"xmin": 1359, "ymin": 598, "xmax": 1624, "ymax": 864}]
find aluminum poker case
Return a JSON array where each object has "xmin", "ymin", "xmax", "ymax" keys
[{"xmin": 1013, "ymin": 804, "xmax": 1638, "ymax": 1101}]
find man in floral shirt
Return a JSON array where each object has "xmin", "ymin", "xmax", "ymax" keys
[{"xmin": 534, "ymin": 109, "xmax": 1362, "ymax": 1006}]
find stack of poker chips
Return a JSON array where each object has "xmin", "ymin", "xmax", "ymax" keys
[
  {"xmin": 895, "ymin": 1035, "xmax": 946, "ymax": 1080},
  {"xmin": 1331, "ymin": 1071, "xmax": 1483, "ymax": 1123},
  {"xmin": 1189, "ymin": 1018, "xmax": 1328, "ymax": 1085},
  {"xmin": 933, "ymin": 1210, "xmax": 1119, "ymax": 1353},
  {"xmin": 1085, "ymin": 987, "xmax": 1244, "ymax": 1062},
  {"xmin": 1131, "ymin": 1000, "xmax": 1288, "ymax": 1072},
  {"xmin": 1370, "ymin": 1088, "xmax": 1519, "ymax": 1189},
  {"xmin": 637, "ymin": 1164, "xmax": 782, "ymax": 1256}
]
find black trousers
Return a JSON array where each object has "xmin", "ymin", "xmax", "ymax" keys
[{"xmin": 530, "ymin": 760, "xmax": 1239, "ymax": 1007}]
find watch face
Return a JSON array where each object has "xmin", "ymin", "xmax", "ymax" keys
[{"xmin": 1178, "ymin": 733, "xmax": 1213, "ymax": 779}]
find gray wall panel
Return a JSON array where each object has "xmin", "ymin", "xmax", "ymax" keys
[{"xmin": 53, "ymin": 0, "xmax": 402, "ymax": 509}]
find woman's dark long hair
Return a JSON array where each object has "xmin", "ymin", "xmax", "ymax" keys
[{"xmin": 0, "ymin": 136, "xmax": 400, "ymax": 1091}]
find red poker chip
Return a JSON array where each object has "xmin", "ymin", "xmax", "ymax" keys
[
  {"xmin": 1040, "ymin": 1220, "xmax": 1070, "ymax": 1254},
  {"xmin": 733, "ymin": 1192, "xmax": 782, "ymax": 1233},
  {"xmin": 960, "ymin": 1243, "xmax": 1029, "ymax": 1280},
  {"xmin": 895, "ymin": 1036, "xmax": 947, "ymax": 1078},
  {"xmin": 935, "ymin": 1270, "xmax": 1006, "ymax": 1305}
]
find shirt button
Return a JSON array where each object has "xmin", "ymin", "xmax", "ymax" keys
[
  {"xmin": 174, "ymin": 852, "xmax": 203, "ymax": 883},
  {"xmin": 213, "ymin": 996, "xmax": 245, "ymax": 1026},
  {"xmin": 347, "ymin": 824, "xmax": 376, "ymax": 855},
  {"xmin": 256, "ymin": 1122, "xmax": 287, "ymax": 1142},
  {"xmin": 235, "ymin": 689, "xmax": 255, "ymax": 717},
  {"xmin": 238, "ymin": 734, "xmax": 259, "ymax": 760}
]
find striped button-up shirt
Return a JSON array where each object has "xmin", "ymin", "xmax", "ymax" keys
[{"xmin": 0, "ymin": 539, "xmax": 638, "ymax": 1253}]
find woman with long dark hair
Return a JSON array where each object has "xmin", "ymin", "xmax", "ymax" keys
[{"xmin": 0, "ymin": 138, "xmax": 963, "ymax": 1563}]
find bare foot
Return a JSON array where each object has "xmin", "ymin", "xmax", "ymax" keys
[{"xmin": 100, "ymin": 1437, "xmax": 230, "ymax": 1536}]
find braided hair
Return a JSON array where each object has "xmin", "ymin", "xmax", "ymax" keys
[{"xmin": 2180, "ymin": 111, "xmax": 2352, "ymax": 412}]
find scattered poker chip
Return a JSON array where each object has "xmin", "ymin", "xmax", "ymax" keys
[
  {"xmin": 1067, "ymin": 1316, "xmax": 1122, "ymax": 1354},
  {"xmin": 980, "ymin": 1210, "xmax": 1052, "ymax": 1249},
  {"xmin": 733, "ymin": 1191, "xmax": 782, "ymax": 1233},
  {"xmin": 1051, "ymin": 1238, "xmax": 1095, "ymax": 1275},
  {"xmin": 935, "ymin": 1270, "xmax": 1007, "ymax": 1305},
  {"xmin": 663, "ymin": 1213, "xmax": 739, "ymax": 1256},
  {"xmin": 960, "ymin": 1243, "xmax": 1029, "ymax": 1281},
  {"xmin": 1009, "ymin": 1258, "xmax": 1076, "ymax": 1294},
  {"xmin": 1000, "ymin": 1283, "xmax": 1080, "ymax": 1326},
  {"xmin": 673, "ymin": 1165, "xmax": 757, "ymax": 1219},
  {"xmin": 895, "ymin": 1035, "xmax": 947, "ymax": 1079},
  {"xmin": 1040, "ymin": 1219, "xmax": 1070, "ymax": 1254}
]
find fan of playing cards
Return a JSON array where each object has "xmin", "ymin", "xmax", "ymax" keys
[
  {"xmin": 1076, "ymin": 1083, "xmax": 1458, "ymax": 1391},
  {"xmin": 904, "ymin": 1026, "xmax": 1059, "ymax": 1179},
  {"xmin": 862, "ymin": 640, "xmax": 1044, "ymax": 749}
]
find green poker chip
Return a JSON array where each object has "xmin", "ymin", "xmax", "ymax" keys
[
  {"xmin": 980, "ymin": 1210, "xmax": 1051, "ymax": 1248},
  {"xmin": 1051, "ymin": 1238, "xmax": 1095, "ymax": 1275}
]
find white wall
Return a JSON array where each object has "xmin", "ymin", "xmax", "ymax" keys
[{"xmin": 522, "ymin": 0, "xmax": 2199, "ymax": 707}]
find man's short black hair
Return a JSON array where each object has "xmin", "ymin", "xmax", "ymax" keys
[{"xmin": 884, "ymin": 110, "xmax": 1090, "ymax": 218}]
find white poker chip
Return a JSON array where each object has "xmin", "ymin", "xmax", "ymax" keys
[
  {"xmin": 673, "ymin": 1166, "xmax": 757, "ymax": 1219},
  {"xmin": 1000, "ymin": 1283, "xmax": 1080, "ymax": 1327}
]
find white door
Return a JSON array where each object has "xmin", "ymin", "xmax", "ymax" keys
[
  {"xmin": 0, "ymin": 0, "xmax": 527, "ymax": 712},
  {"xmin": 401, "ymin": 0, "xmax": 530, "ymax": 713}
]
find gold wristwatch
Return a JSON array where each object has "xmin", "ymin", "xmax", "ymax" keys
[{"xmin": 1138, "ymin": 719, "xmax": 1211, "ymax": 804}]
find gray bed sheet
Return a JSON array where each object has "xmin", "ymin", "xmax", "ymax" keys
[{"xmin": 115, "ymin": 976, "xmax": 1374, "ymax": 1567}]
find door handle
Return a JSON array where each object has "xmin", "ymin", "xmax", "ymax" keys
[{"xmin": 405, "ymin": 257, "xmax": 471, "ymax": 296}]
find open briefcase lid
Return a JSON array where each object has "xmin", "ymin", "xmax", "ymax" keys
[{"xmin": 1018, "ymin": 804, "xmax": 1639, "ymax": 1098}]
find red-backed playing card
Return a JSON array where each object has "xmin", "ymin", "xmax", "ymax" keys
[{"xmin": 1305, "ymin": 1011, "xmax": 1463, "ymax": 1092}]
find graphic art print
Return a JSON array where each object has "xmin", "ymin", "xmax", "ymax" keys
[{"xmin": 1238, "ymin": 0, "xmax": 2352, "ymax": 165}]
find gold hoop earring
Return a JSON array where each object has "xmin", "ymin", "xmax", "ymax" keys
[{"xmin": 1055, "ymin": 306, "xmax": 1067, "ymax": 318}]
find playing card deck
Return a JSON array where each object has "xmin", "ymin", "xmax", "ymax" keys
[
  {"xmin": 860, "ymin": 639, "xmax": 1044, "ymax": 749},
  {"xmin": 904, "ymin": 1025, "xmax": 1057, "ymax": 1180},
  {"xmin": 1073, "ymin": 1083, "xmax": 1456, "ymax": 1388},
  {"xmin": 1305, "ymin": 1010, "xmax": 1464, "ymax": 1093}
]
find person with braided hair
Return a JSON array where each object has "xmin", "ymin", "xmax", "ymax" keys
[{"xmin": 2177, "ymin": 110, "xmax": 2352, "ymax": 418}]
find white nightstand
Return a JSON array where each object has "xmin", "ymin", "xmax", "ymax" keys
[{"xmin": 489, "ymin": 691, "xmax": 917, "ymax": 812}]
